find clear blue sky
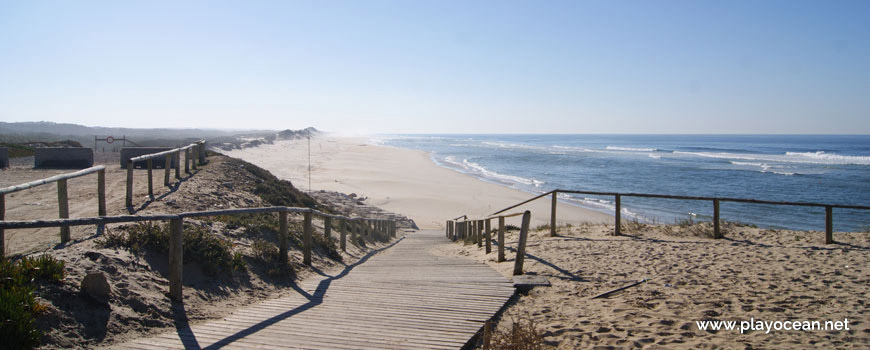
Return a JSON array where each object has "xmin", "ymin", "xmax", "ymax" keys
[{"xmin": 1, "ymin": 1, "xmax": 868, "ymax": 134}]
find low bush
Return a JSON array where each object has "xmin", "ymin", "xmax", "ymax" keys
[
  {"xmin": 484, "ymin": 315, "xmax": 548, "ymax": 350},
  {"xmin": 98, "ymin": 222, "xmax": 245, "ymax": 276},
  {"xmin": 0, "ymin": 255, "xmax": 65, "ymax": 349},
  {"xmin": 251, "ymin": 239, "xmax": 294, "ymax": 278}
]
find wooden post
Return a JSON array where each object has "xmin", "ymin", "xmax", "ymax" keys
[
  {"xmin": 175, "ymin": 150, "xmax": 181, "ymax": 179},
  {"xmin": 191, "ymin": 148, "xmax": 197, "ymax": 170},
  {"xmin": 57, "ymin": 179, "xmax": 70, "ymax": 243},
  {"xmin": 513, "ymin": 210, "xmax": 531, "ymax": 276},
  {"xmin": 279, "ymin": 211, "xmax": 288, "ymax": 262},
  {"xmin": 484, "ymin": 321, "xmax": 492, "ymax": 348},
  {"xmin": 184, "ymin": 149, "xmax": 190, "ymax": 174},
  {"xmin": 485, "ymin": 218, "xmax": 492, "ymax": 253},
  {"xmin": 391, "ymin": 220, "xmax": 397, "ymax": 237},
  {"xmin": 1, "ymin": 193, "xmax": 5, "ymax": 257},
  {"xmin": 446, "ymin": 220, "xmax": 450, "ymax": 238},
  {"xmin": 164, "ymin": 154, "xmax": 171, "ymax": 187},
  {"xmin": 303, "ymin": 211, "xmax": 313, "ymax": 265},
  {"xmin": 325, "ymin": 217, "xmax": 332, "ymax": 242},
  {"xmin": 340, "ymin": 219, "xmax": 347, "ymax": 251},
  {"xmin": 477, "ymin": 220, "xmax": 483, "ymax": 247},
  {"xmin": 713, "ymin": 199, "xmax": 721, "ymax": 239},
  {"xmin": 551, "ymin": 191, "xmax": 557, "ymax": 236},
  {"xmin": 614, "ymin": 194, "xmax": 621, "ymax": 236},
  {"xmin": 825, "ymin": 206, "xmax": 833, "ymax": 244},
  {"xmin": 198, "ymin": 142, "xmax": 206, "ymax": 165},
  {"xmin": 497, "ymin": 216, "xmax": 505, "ymax": 262},
  {"xmin": 146, "ymin": 159, "xmax": 153, "ymax": 198},
  {"xmin": 97, "ymin": 168, "xmax": 106, "ymax": 216},
  {"xmin": 126, "ymin": 160, "xmax": 134, "ymax": 207},
  {"xmin": 169, "ymin": 217, "xmax": 183, "ymax": 301},
  {"xmin": 351, "ymin": 220, "xmax": 358, "ymax": 243}
]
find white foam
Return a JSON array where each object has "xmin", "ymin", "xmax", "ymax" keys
[
  {"xmin": 675, "ymin": 150, "xmax": 870, "ymax": 165},
  {"xmin": 441, "ymin": 156, "xmax": 544, "ymax": 188},
  {"xmin": 606, "ymin": 146, "xmax": 658, "ymax": 152},
  {"xmin": 648, "ymin": 154, "xmax": 661, "ymax": 159}
]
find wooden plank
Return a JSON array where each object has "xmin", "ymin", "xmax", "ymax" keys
[
  {"xmin": 57, "ymin": 179, "xmax": 69, "ymax": 243},
  {"xmin": 513, "ymin": 210, "xmax": 530, "ymax": 275}
]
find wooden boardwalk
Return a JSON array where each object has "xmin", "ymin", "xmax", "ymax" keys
[{"xmin": 115, "ymin": 229, "xmax": 516, "ymax": 349}]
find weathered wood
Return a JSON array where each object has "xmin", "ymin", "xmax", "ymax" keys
[
  {"xmin": 446, "ymin": 221, "xmax": 449, "ymax": 237},
  {"xmin": 557, "ymin": 189, "xmax": 870, "ymax": 210},
  {"xmin": 126, "ymin": 160, "xmax": 134, "ymax": 207},
  {"xmin": 485, "ymin": 218, "xmax": 491, "ymax": 254},
  {"xmin": 713, "ymin": 199, "xmax": 721, "ymax": 239},
  {"xmin": 513, "ymin": 210, "xmax": 531, "ymax": 276},
  {"xmin": 97, "ymin": 168, "xmax": 106, "ymax": 216},
  {"xmin": 825, "ymin": 206, "xmax": 833, "ymax": 244},
  {"xmin": 198, "ymin": 142, "xmax": 206, "ymax": 165},
  {"xmin": 184, "ymin": 148, "xmax": 190, "ymax": 174},
  {"xmin": 351, "ymin": 220, "xmax": 358, "ymax": 242},
  {"xmin": 0, "ymin": 165, "xmax": 106, "ymax": 195},
  {"xmin": 490, "ymin": 190, "xmax": 555, "ymax": 216},
  {"xmin": 477, "ymin": 220, "xmax": 483, "ymax": 247},
  {"xmin": 163, "ymin": 154, "xmax": 171, "ymax": 187},
  {"xmin": 191, "ymin": 148, "xmax": 197, "ymax": 170},
  {"xmin": 169, "ymin": 217, "xmax": 183, "ymax": 301},
  {"xmin": 340, "ymin": 219, "xmax": 347, "ymax": 251},
  {"xmin": 551, "ymin": 191, "xmax": 557, "ymax": 236},
  {"xmin": 324, "ymin": 217, "xmax": 332, "ymax": 242},
  {"xmin": 174, "ymin": 150, "xmax": 181, "ymax": 179},
  {"xmin": 497, "ymin": 216, "xmax": 505, "ymax": 262},
  {"xmin": 1, "ymin": 193, "xmax": 5, "ymax": 257},
  {"xmin": 279, "ymin": 211, "xmax": 288, "ymax": 262},
  {"xmin": 57, "ymin": 179, "xmax": 70, "ymax": 243},
  {"xmin": 303, "ymin": 211, "xmax": 312, "ymax": 265},
  {"xmin": 614, "ymin": 194, "xmax": 621, "ymax": 236},
  {"xmin": 146, "ymin": 159, "xmax": 154, "ymax": 197}
]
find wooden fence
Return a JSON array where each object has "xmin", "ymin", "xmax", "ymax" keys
[
  {"xmin": 0, "ymin": 165, "xmax": 107, "ymax": 256},
  {"xmin": 0, "ymin": 206, "xmax": 398, "ymax": 301},
  {"xmin": 489, "ymin": 189, "xmax": 870, "ymax": 244},
  {"xmin": 446, "ymin": 211, "xmax": 530, "ymax": 275},
  {"xmin": 125, "ymin": 140, "xmax": 206, "ymax": 208}
]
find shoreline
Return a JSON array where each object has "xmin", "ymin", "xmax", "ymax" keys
[{"xmin": 222, "ymin": 135, "xmax": 612, "ymax": 229}]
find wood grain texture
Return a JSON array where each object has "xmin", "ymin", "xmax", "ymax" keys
[{"xmin": 115, "ymin": 229, "xmax": 515, "ymax": 350}]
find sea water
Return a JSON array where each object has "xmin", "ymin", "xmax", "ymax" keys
[{"xmin": 377, "ymin": 134, "xmax": 870, "ymax": 232}]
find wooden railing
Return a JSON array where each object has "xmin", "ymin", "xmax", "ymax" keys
[
  {"xmin": 125, "ymin": 140, "xmax": 206, "ymax": 208},
  {"xmin": 0, "ymin": 206, "xmax": 398, "ymax": 301},
  {"xmin": 489, "ymin": 189, "xmax": 870, "ymax": 244},
  {"xmin": 0, "ymin": 165, "xmax": 107, "ymax": 255},
  {"xmin": 446, "ymin": 211, "xmax": 530, "ymax": 275}
]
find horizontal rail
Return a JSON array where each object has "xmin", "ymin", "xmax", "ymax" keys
[
  {"xmin": 129, "ymin": 140, "xmax": 204, "ymax": 162},
  {"xmin": 0, "ymin": 206, "xmax": 396, "ymax": 230},
  {"xmin": 556, "ymin": 189, "xmax": 870, "ymax": 210},
  {"xmin": 490, "ymin": 190, "xmax": 554, "ymax": 216},
  {"xmin": 0, "ymin": 165, "xmax": 106, "ymax": 195}
]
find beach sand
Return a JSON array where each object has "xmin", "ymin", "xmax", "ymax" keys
[{"xmin": 222, "ymin": 136, "xmax": 611, "ymax": 229}]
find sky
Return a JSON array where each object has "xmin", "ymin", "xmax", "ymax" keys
[{"xmin": 0, "ymin": 1, "xmax": 868, "ymax": 134}]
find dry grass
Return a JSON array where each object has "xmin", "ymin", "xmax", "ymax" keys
[{"xmin": 483, "ymin": 314, "xmax": 549, "ymax": 350}]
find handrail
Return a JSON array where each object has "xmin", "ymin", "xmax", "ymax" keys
[
  {"xmin": 129, "ymin": 140, "xmax": 203, "ymax": 162},
  {"xmin": 0, "ymin": 165, "xmax": 106, "ymax": 195},
  {"xmin": 490, "ymin": 190, "xmax": 554, "ymax": 216},
  {"xmin": 0, "ymin": 205, "xmax": 400, "ymax": 301},
  {"xmin": 555, "ymin": 189, "xmax": 870, "ymax": 211},
  {"xmin": 125, "ymin": 140, "xmax": 206, "ymax": 207}
]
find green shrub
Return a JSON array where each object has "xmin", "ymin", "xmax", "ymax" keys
[
  {"xmin": 98, "ymin": 222, "xmax": 244, "ymax": 276},
  {"xmin": 0, "ymin": 255, "xmax": 65, "ymax": 349},
  {"xmin": 505, "ymin": 224, "xmax": 521, "ymax": 232},
  {"xmin": 251, "ymin": 239, "xmax": 294, "ymax": 278},
  {"xmin": 213, "ymin": 214, "xmax": 279, "ymax": 236}
]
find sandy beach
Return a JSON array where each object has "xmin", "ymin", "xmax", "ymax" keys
[{"xmin": 222, "ymin": 136, "xmax": 611, "ymax": 229}]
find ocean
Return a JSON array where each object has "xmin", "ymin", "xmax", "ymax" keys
[{"xmin": 376, "ymin": 134, "xmax": 870, "ymax": 232}]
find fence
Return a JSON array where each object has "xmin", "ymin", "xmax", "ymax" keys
[
  {"xmin": 0, "ymin": 206, "xmax": 398, "ymax": 301},
  {"xmin": 489, "ymin": 190, "xmax": 870, "ymax": 244},
  {"xmin": 125, "ymin": 141, "xmax": 206, "ymax": 208},
  {"xmin": 0, "ymin": 165, "xmax": 107, "ymax": 255},
  {"xmin": 446, "ymin": 211, "xmax": 530, "ymax": 275}
]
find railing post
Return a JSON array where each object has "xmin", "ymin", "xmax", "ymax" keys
[
  {"xmin": 485, "ymin": 218, "xmax": 491, "ymax": 254},
  {"xmin": 614, "ymin": 194, "xmax": 621, "ymax": 236},
  {"xmin": 279, "ymin": 211, "xmax": 288, "ymax": 262},
  {"xmin": 477, "ymin": 219, "xmax": 483, "ymax": 248},
  {"xmin": 191, "ymin": 148, "xmax": 197, "ymax": 170},
  {"xmin": 351, "ymin": 220, "xmax": 358, "ymax": 243},
  {"xmin": 340, "ymin": 219, "xmax": 347, "ymax": 251},
  {"xmin": 164, "ymin": 154, "xmax": 171, "ymax": 187},
  {"xmin": 391, "ymin": 220, "xmax": 397, "ymax": 237},
  {"xmin": 446, "ymin": 220, "xmax": 450, "ymax": 238},
  {"xmin": 97, "ymin": 168, "xmax": 106, "ymax": 216},
  {"xmin": 175, "ymin": 150, "xmax": 181, "ymax": 179},
  {"xmin": 303, "ymin": 211, "xmax": 313, "ymax": 265},
  {"xmin": 169, "ymin": 217, "xmax": 183, "ymax": 301},
  {"xmin": 513, "ymin": 210, "xmax": 531, "ymax": 276},
  {"xmin": 57, "ymin": 179, "xmax": 70, "ymax": 243},
  {"xmin": 126, "ymin": 160, "xmax": 134, "ymax": 207},
  {"xmin": 1, "ymin": 193, "xmax": 5, "ymax": 257},
  {"xmin": 184, "ymin": 148, "xmax": 190, "ymax": 174},
  {"xmin": 497, "ymin": 216, "xmax": 505, "ymax": 262},
  {"xmin": 325, "ymin": 217, "xmax": 332, "ymax": 242},
  {"xmin": 551, "ymin": 191, "xmax": 557, "ymax": 236},
  {"xmin": 825, "ymin": 206, "xmax": 833, "ymax": 244},
  {"xmin": 198, "ymin": 142, "xmax": 206, "ymax": 165},
  {"xmin": 713, "ymin": 199, "xmax": 722, "ymax": 239},
  {"xmin": 146, "ymin": 158, "xmax": 154, "ymax": 198}
]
